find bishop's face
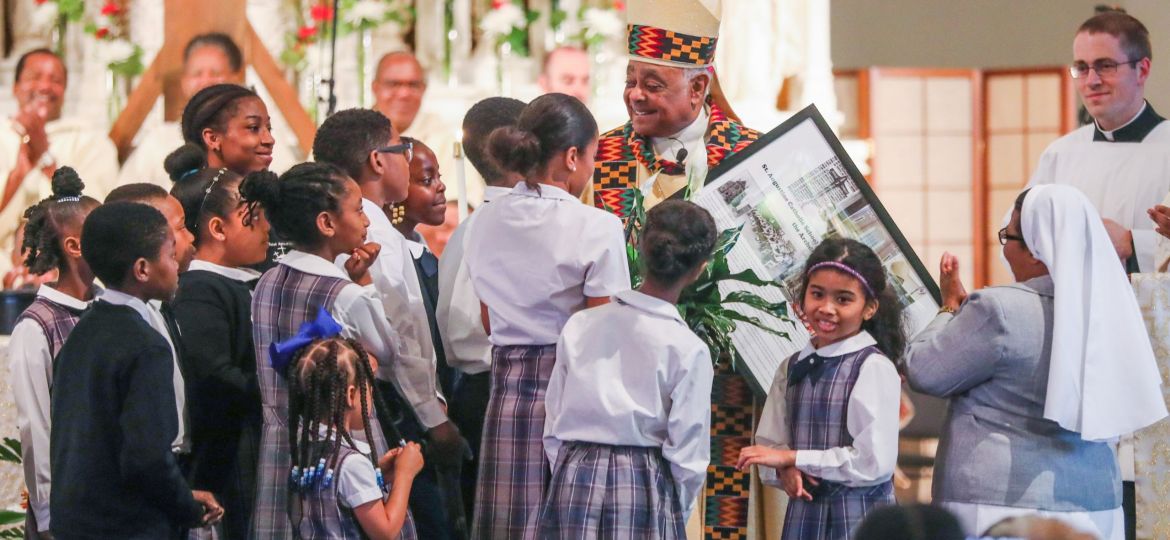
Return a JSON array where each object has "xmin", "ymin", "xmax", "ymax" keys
[{"xmin": 623, "ymin": 61, "xmax": 706, "ymax": 139}]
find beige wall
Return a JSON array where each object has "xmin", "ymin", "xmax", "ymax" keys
[{"xmin": 831, "ymin": 0, "xmax": 1167, "ymax": 110}]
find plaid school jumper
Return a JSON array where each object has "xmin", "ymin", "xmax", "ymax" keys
[
  {"xmin": 293, "ymin": 440, "xmax": 407, "ymax": 539},
  {"xmin": 17, "ymin": 297, "xmax": 82, "ymax": 538},
  {"xmin": 250, "ymin": 264, "xmax": 414, "ymax": 539},
  {"xmin": 537, "ymin": 442, "xmax": 685, "ymax": 539},
  {"xmin": 782, "ymin": 346, "xmax": 894, "ymax": 540},
  {"xmin": 18, "ymin": 297, "xmax": 82, "ymax": 356},
  {"xmin": 472, "ymin": 344, "xmax": 557, "ymax": 540}
]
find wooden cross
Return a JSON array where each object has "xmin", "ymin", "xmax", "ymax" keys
[{"xmin": 108, "ymin": 0, "xmax": 315, "ymax": 162}]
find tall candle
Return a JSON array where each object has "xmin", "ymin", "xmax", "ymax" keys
[{"xmin": 454, "ymin": 137, "xmax": 469, "ymax": 223}]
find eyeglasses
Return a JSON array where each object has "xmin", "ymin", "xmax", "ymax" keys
[
  {"xmin": 376, "ymin": 79, "xmax": 426, "ymax": 92},
  {"xmin": 377, "ymin": 140, "xmax": 413, "ymax": 163},
  {"xmin": 1069, "ymin": 58, "xmax": 1142, "ymax": 79},
  {"xmin": 998, "ymin": 227, "xmax": 1026, "ymax": 246}
]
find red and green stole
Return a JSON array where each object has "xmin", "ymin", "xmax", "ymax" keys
[{"xmin": 592, "ymin": 101, "xmax": 760, "ymax": 226}]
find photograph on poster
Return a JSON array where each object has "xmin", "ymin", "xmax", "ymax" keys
[{"xmin": 693, "ymin": 105, "xmax": 940, "ymax": 393}]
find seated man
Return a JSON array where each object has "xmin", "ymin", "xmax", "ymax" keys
[
  {"xmin": 118, "ymin": 33, "xmax": 295, "ymax": 187},
  {"xmin": 372, "ymin": 51, "xmax": 483, "ymax": 207},
  {"xmin": 0, "ymin": 49, "xmax": 119, "ymax": 276},
  {"xmin": 538, "ymin": 46, "xmax": 591, "ymax": 105}
]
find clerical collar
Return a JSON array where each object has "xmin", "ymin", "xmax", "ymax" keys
[
  {"xmin": 1094, "ymin": 101, "xmax": 1165, "ymax": 142},
  {"xmin": 651, "ymin": 107, "xmax": 709, "ymax": 157}
]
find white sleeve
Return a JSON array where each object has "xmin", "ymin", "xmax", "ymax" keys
[
  {"xmin": 336, "ymin": 454, "xmax": 385, "ymax": 509},
  {"xmin": 542, "ymin": 333, "xmax": 572, "ymax": 469},
  {"xmin": 334, "ymin": 284, "xmax": 447, "ymax": 429},
  {"xmin": 1025, "ymin": 146, "xmax": 1057, "ymax": 189},
  {"xmin": 582, "ymin": 214, "xmax": 631, "ymax": 298},
  {"xmin": 437, "ymin": 225, "xmax": 492, "ymax": 374},
  {"xmin": 793, "ymin": 357, "xmax": 901, "ymax": 486},
  {"xmin": 754, "ymin": 358, "xmax": 792, "ymax": 489},
  {"xmin": 662, "ymin": 344, "xmax": 713, "ymax": 519},
  {"xmin": 1133, "ymin": 228, "xmax": 1158, "ymax": 272},
  {"xmin": 9, "ymin": 319, "xmax": 53, "ymax": 531}
]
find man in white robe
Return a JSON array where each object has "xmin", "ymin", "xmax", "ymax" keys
[
  {"xmin": 0, "ymin": 49, "xmax": 119, "ymax": 277},
  {"xmin": 1024, "ymin": 12, "xmax": 1168, "ymax": 540},
  {"xmin": 1026, "ymin": 12, "xmax": 1170, "ymax": 273}
]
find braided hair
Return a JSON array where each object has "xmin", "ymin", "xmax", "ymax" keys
[
  {"xmin": 286, "ymin": 337, "xmax": 401, "ymax": 499},
  {"xmin": 21, "ymin": 166, "xmax": 100, "ymax": 275},
  {"xmin": 169, "ymin": 165, "xmax": 244, "ymax": 244},
  {"xmin": 640, "ymin": 200, "xmax": 717, "ymax": 284},
  {"xmin": 238, "ymin": 162, "xmax": 350, "ymax": 248}
]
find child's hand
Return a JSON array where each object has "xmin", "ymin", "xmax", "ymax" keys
[
  {"xmin": 344, "ymin": 242, "xmax": 382, "ymax": 285},
  {"xmin": 780, "ymin": 467, "xmax": 816, "ymax": 501},
  {"xmin": 377, "ymin": 447, "xmax": 403, "ymax": 474},
  {"xmin": 394, "ymin": 442, "xmax": 425, "ymax": 479},
  {"xmin": 939, "ymin": 252, "xmax": 967, "ymax": 310},
  {"xmin": 192, "ymin": 489, "xmax": 224, "ymax": 525},
  {"xmin": 736, "ymin": 445, "xmax": 796, "ymax": 471}
]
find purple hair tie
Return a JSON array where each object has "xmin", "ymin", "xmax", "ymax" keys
[{"xmin": 807, "ymin": 261, "xmax": 876, "ymax": 298}]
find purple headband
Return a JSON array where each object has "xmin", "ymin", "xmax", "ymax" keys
[{"xmin": 807, "ymin": 261, "xmax": 876, "ymax": 298}]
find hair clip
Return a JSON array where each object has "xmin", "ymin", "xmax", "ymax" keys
[
  {"xmin": 180, "ymin": 168, "xmax": 200, "ymax": 180},
  {"xmin": 55, "ymin": 195, "xmax": 80, "ymax": 203}
]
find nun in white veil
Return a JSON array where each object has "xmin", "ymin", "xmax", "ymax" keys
[{"xmin": 903, "ymin": 184, "xmax": 1166, "ymax": 540}]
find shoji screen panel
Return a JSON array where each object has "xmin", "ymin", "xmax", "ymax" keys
[
  {"xmin": 981, "ymin": 68, "xmax": 1076, "ymax": 285},
  {"xmin": 868, "ymin": 68, "xmax": 982, "ymax": 288}
]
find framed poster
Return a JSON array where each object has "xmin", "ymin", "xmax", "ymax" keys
[{"xmin": 693, "ymin": 104, "xmax": 942, "ymax": 396}]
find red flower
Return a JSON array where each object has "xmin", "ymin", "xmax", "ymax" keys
[
  {"xmin": 613, "ymin": 0, "xmax": 625, "ymax": 10},
  {"xmin": 309, "ymin": 3, "xmax": 334, "ymax": 21},
  {"xmin": 34, "ymin": 0, "xmax": 48, "ymax": 5},
  {"xmin": 491, "ymin": 0, "xmax": 508, "ymax": 8},
  {"xmin": 100, "ymin": 1, "xmax": 120, "ymax": 16},
  {"xmin": 297, "ymin": 25, "xmax": 318, "ymax": 41},
  {"xmin": 95, "ymin": 27, "xmax": 110, "ymax": 39}
]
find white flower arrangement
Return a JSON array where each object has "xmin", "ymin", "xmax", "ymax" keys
[
  {"xmin": 582, "ymin": 7, "xmax": 623, "ymax": 40},
  {"xmin": 480, "ymin": 4, "xmax": 527, "ymax": 39},
  {"xmin": 30, "ymin": 2, "xmax": 59, "ymax": 33},
  {"xmin": 344, "ymin": 0, "xmax": 389, "ymax": 28},
  {"xmin": 97, "ymin": 39, "xmax": 136, "ymax": 66}
]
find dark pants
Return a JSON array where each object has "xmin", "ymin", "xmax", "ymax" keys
[
  {"xmin": 449, "ymin": 371, "xmax": 492, "ymax": 523},
  {"xmin": 1124, "ymin": 480, "xmax": 1135, "ymax": 540}
]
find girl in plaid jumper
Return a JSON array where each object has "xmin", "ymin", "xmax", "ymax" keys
[
  {"xmin": 9, "ymin": 167, "xmax": 101, "ymax": 536},
  {"xmin": 738, "ymin": 238, "xmax": 905, "ymax": 540},
  {"xmin": 285, "ymin": 335, "xmax": 423, "ymax": 539}
]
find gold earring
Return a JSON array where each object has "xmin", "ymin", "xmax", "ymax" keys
[{"xmin": 390, "ymin": 204, "xmax": 406, "ymax": 225}]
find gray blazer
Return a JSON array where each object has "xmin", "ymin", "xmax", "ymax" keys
[{"xmin": 904, "ymin": 275, "xmax": 1120, "ymax": 512}]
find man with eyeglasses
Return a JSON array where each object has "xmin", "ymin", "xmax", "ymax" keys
[
  {"xmin": 1027, "ymin": 11, "xmax": 1169, "ymax": 275},
  {"xmin": 1025, "ymin": 12, "xmax": 1169, "ymax": 540},
  {"xmin": 372, "ymin": 52, "xmax": 483, "ymax": 208}
]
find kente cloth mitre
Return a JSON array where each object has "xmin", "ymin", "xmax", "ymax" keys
[{"xmin": 626, "ymin": 0, "xmax": 721, "ymax": 68}]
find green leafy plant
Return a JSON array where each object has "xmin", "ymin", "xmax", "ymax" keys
[
  {"xmin": 0, "ymin": 438, "xmax": 24, "ymax": 536},
  {"xmin": 678, "ymin": 224, "xmax": 793, "ymax": 365},
  {"xmin": 608, "ymin": 193, "xmax": 793, "ymax": 367}
]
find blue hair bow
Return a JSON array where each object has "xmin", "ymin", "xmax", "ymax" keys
[{"xmin": 269, "ymin": 307, "xmax": 344, "ymax": 373}]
